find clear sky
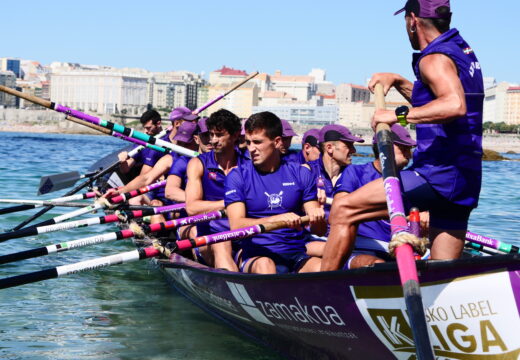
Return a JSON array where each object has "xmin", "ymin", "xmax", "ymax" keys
[{"xmin": 2, "ymin": 1, "xmax": 518, "ymax": 85}]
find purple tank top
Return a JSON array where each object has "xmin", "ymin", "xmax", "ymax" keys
[{"xmin": 409, "ymin": 28, "xmax": 484, "ymax": 207}]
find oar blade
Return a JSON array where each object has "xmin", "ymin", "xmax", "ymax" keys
[{"xmin": 38, "ymin": 171, "xmax": 81, "ymax": 195}]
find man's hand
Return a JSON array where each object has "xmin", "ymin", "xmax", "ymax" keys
[
  {"xmin": 103, "ymin": 188, "xmax": 121, "ymax": 199},
  {"xmin": 270, "ymin": 212, "xmax": 303, "ymax": 229},
  {"xmin": 371, "ymin": 109, "xmax": 397, "ymax": 130},
  {"xmin": 307, "ymin": 206, "xmax": 325, "ymax": 226},
  {"xmin": 118, "ymin": 151, "xmax": 129, "ymax": 162},
  {"xmin": 368, "ymin": 73, "xmax": 399, "ymax": 95}
]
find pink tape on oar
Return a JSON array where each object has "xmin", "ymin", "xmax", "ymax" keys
[{"xmin": 395, "ymin": 244, "xmax": 419, "ymax": 285}]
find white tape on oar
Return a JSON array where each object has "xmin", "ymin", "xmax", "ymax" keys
[
  {"xmin": 53, "ymin": 203, "xmax": 103, "ymax": 223},
  {"xmin": 38, "ymin": 217, "xmax": 101, "ymax": 234},
  {"xmin": 46, "ymin": 232, "xmax": 120, "ymax": 254},
  {"xmin": 56, "ymin": 250, "xmax": 140, "ymax": 276}
]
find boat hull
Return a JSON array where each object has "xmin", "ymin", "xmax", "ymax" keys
[{"xmin": 158, "ymin": 254, "xmax": 520, "ymax": 360}]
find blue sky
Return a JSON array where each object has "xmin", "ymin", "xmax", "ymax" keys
[{"xmin": 2, "ymin": 1, "xmax": 518, "ymax": 85}]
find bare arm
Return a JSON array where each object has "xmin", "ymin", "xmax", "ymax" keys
[
  {"xmin": 165, "ymin": 174, "xmax": 186, "ymax": 202},
  {"xmin": 116, "ymin": 154, "xmax": 172, "ymax": 194},
  {"xmin": 185, "ymin": 158, "xmax": 225, "ymax": 215},
  {"xmin": 303, "ymin": 200, "xmax": 327, "ymax": 236},
  {"xmin": 371, "ymin": 54, "xmax": 466, "ymax": 128},
  {"xmin": 368, "ymin": 73, "xmax": 414, "ymax": 102}
]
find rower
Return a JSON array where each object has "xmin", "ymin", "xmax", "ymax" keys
[
  {"xmin": 333, "ymin": 124, "xmax": 416, "ymax": 269},
  {"xmin": 165, "ymin": 117, "xmax": 212, "ymax": 239},
  {"xmin": 118, "ymin": 109, "xmax": 163, "ymax": 175},
  {"xmin": 322, "ymin": 0, "xmax": 484, "ymax": 270},
  {"xmin": 280, "ymin": 119, "xmax": 301, "ymax": 163},
  {"xmin": 303, "ymin": 124, "xmax": 364, "ymax": 256},
  {"xmin": 119, "ymin": 107, "xmax": 198, "ymax": 180},
  {"xmin": 185, "ymin": 109, "xmax": 246, "ymax": 271},
  {"xmin": 300, "ymin": 128, "xmax": 321, "ymax": 163},
  {"xmin": 225, "ymin": 111, "xmax": 326, "ymax": 274},
  {"xmin": 103, "ymin": 121, "xmax": 198, "ymax": 216}
]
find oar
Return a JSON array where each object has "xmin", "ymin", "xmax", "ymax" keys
[
  {"xmin": 10, "ymin": 160, "xmax": 121, "ymax": 231},
  {"xmin": 0, "ymin": 191, "xmax": 97, "ymax": 208},
  {"xmin": 6, "ymin": 180, "xmax": 168, "ymax": 234},
  {"xmin": 0, "ymin": 203, "xmax": 186, "ymax": 242},
  {"xmin": 373, "ymin": 83, "xmax": 434, "ymax": 360},
  {"xmin": 0, "ymin": 210, "xmax": 224, "ymax": 265},
  {"xmin": 465, "ymin": 231, "xmax": 519, "ymax": 254},
  {"xmin": 38, "ymin": 169, "xmax": 99, "ymax": 195},
  {"xmin": 0, "ymin": 247, "xmax": 160, "ymax": 290},
  {"xmin": 170, "ymin": 215, "xmax": 309, "ymax": 252}
]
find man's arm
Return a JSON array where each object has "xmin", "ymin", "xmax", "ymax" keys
[
  {"xmin": 303, "ymin": 200, "xmax": 326, "ymax": 237},
  {"xmin": 368, "ymin": 73, "xmax": 414, "ymax": 102},
  {"xmin": 165, "ymin": 174, "xmax": 185, "ymax": 202},
  {"xmin": 117, "ymin": 151, "xmax": 136, "ymax": 174},
  {"xmin": 371, "ymin": 54, "xmax": 466, "ymax": 128},
  {"xmin": 111, "ymin": 154, "xmax": 172, "ymax": 194},
  {"xmin": 185, "ymin": 158, "xmax": 224, "ymax": 216}
]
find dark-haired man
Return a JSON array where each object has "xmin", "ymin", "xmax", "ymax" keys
[
  {"xmin": 280, "ymin": 119, "xmax": 303, "ymax": 163},
  {"xmin": 185, "ymin": 109, "xmax": 247, "ymax": 271},
  {"xmin": 225, "ymin": 112, "xmax": 326, "ymax": 274},
  {"xmin": 322, "ymin": 0, "xmax": 484, "ymax": 270}
]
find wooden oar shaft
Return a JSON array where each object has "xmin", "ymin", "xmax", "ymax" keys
[
  {"xmin": 374, "ymin": 84, "xmax": 434, "ymax": 360},
  {"xmin": 0, "ymin": 85, "xmax": 52, "ymax": 108},
  {"xmin": 175, "ymin": 215, "xmax": 309, "ymax": 251},
  {"xmin": 66, "ymin": 116, "xmax": 112, "ymax": 135}
]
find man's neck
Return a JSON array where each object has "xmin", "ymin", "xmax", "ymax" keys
[
  {"xmin": 322, "ymin": 153, "xmax": 342, "ymax": 180},
  {"xmin": 257, "ymin": 153, "xmax": 281, "ymax": 173},
  {"xmin": 373, "ymin": 159, "xmax": 382, "ymax": 173},
  {"xmin": 214, "ymin": 146, "xmax": 238, "ymax": 172}
]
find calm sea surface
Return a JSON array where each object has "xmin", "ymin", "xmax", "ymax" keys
[{"xmin": 0, "ymin": 132, "xmax": 519, "ymax": 360}]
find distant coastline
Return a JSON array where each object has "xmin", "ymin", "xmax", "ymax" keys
[{"xmin": 1, "ymin": 108, "xmax": 519, "ymax": 153}]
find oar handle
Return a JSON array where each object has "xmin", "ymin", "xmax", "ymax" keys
[
  {"xmin": 261, "ymin": 215, "xmax": 310, "ymax": 232},
  {"xmin": 0, "ymin": 85, "xmax": 52, "ymax": 108},
  {"xmin": 374, "ymin": 83, "xmax": 391, "ymax": 133}
]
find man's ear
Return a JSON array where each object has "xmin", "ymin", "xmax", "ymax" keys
[
  {"xmin": 325, "ymin": 142, "xmax": 334, "ymax": 156},
  {"xmin": 274, "ymin": 136, "xmax": 283, "ymax": 149}
]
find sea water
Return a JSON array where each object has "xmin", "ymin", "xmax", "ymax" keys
[{"xmin": 0, "ymin": 132, "xmax": 518, "ymax": 360}]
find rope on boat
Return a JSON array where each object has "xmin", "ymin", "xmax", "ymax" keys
[
  {"xmin": 115, "ymin": 210, "xmax": 129, "ymax": 223},
  {"xmin": 95, "ymin": 197, "xmax": 116, "ymax": 209},
  {"xmin": 128, "ymin": 222, "xmax": 146, "ymax": 239},
  {"xmin": 388, "ymin": 232, "xmax": 429, "ymax": 257},
  {"xmin": 152, "ymin": 239, "xmax": 174, "ymax": 257}
]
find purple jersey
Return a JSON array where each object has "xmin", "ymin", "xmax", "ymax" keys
[
  {"xmin": 168, "ymin": 155, "xmax": 189, "ymax": 189},
  {"xmin": 225, "ymin": 160, "xmax": 317, "ymax": 258},
  {"xmin": 140, "ymin": 131, "xmax": 172, "ymax": 167},
  {"xmin": 146, "ymin": 153, "xmax": 178, "ymax": 205},
  {"xmin": 409, "ymin": 28, "xmax": 484, "ymax": 207},
  {"xmin": 306, "ymin": 155, "xmax": 345, "ymax": 236},
  {"xmin": 334, "ymin": 162, "xmax": 390, "ymax": 242},
  {"xmin": 195, "ymin": 149, "xmax": 248, "ymax": 236},
  {"xmin": 283, "ymin": 149, "xmax": 305, "ymax": 164}
]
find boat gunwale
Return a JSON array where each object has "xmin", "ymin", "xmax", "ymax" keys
[{"xmin": 157, "ymin": 252, "xmax": 520, "ymax": 281}]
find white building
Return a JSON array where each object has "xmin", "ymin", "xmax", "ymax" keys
[
  {"xmin": 50, "ymin": 69, "xmax": 148, "ymax": 115},
  {"xmin": 252, "ymin": 105, "xmax": 337, "ymax": 126}
]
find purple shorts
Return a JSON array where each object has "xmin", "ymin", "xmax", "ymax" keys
[
  {"xmin": 400, "ymin": 170, "xmax": 473, "ymax": 230},
  {"xmin": 240, "ymin": 251, "xmax": 310, "ymax": 274}
]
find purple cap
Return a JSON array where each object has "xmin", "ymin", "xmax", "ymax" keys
[
  {"xmin": 394, "ymin": 0, "xmax": 451, "ymax": 19},
  {"xmin": 169, "ymin": 106, "xmax": 198, "ymax": 122},
  {"xmin": 281, "ymin": 119, "xmax": 297, "ymax": 137},
  {"xmin": 319, "ymin": 125, "xmax": 364, "ymax": 144},
  {"xmin": 197, "ymin": 117, "xmax": 209, "ymax": 134},
  {"xmin": 372, "ymin": 124, "xmax": 417, "ymax": 146},
  {"xmin": 302, "ymin": 129, "xmax": 320, "ymax": 147},
  {"xmin": 173, "ymin": 121, "xmax": 197, "ymax": 143}
]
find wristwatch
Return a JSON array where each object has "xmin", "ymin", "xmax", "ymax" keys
[{"xmin": 395, "ymin": 106, "xmax": 409, "ymax": 126}]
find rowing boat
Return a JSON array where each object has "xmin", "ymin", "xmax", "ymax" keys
[
  {"xmin": 94, "ymin": 148, "xmax": 520, "ymax": 359},
  {"xmin": 154, "ymin": 252, "xmax": 520, "ymax": 360}
]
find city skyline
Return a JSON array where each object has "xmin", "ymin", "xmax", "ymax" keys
[{"xmin": 2, "ymin": 1, "xmax": 519, "ymax": 85}]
